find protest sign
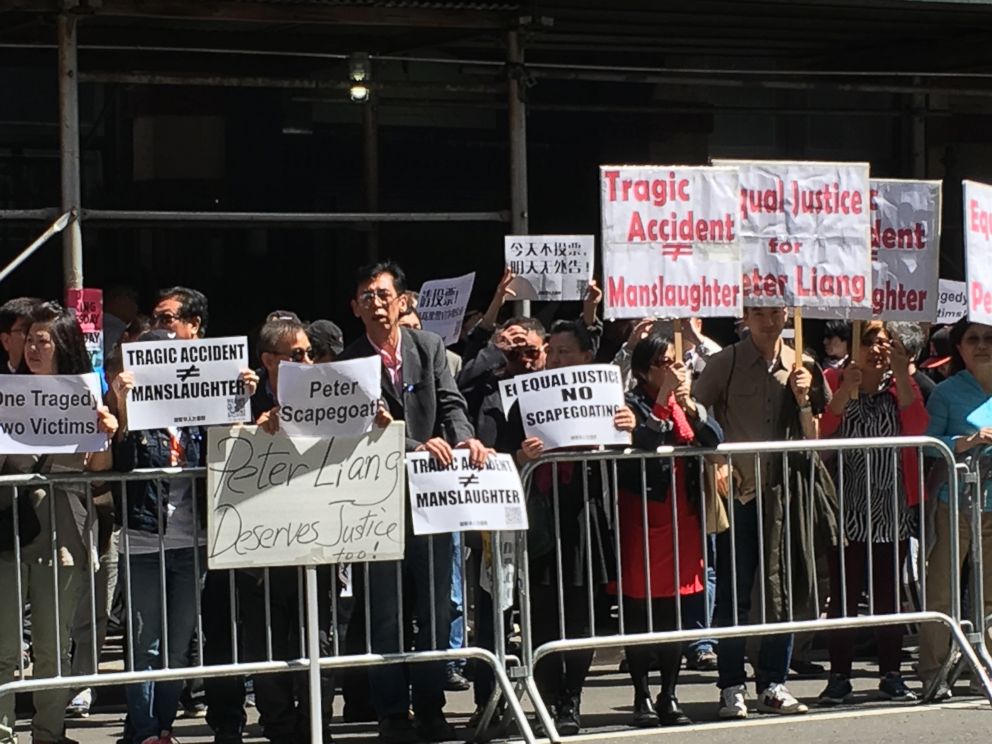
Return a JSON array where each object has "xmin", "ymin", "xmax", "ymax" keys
[
  {"xmin": 122, "ymin": 336, "xmax": 250, "ymax": 431},
  {"xmin": 277, "ymin": 357, "xmax": 381, "ymax": 438},
  {"xmin": 66, "ymin": 288, "xmax": 104, "ymax": 376},
  {"xmin": 713, "ymin": 159, "xmax": 872, "ymax": 311},
  {"xmin": 937, "ymin": 279, "xmax": 967, "ymax": 324},
  {"xmin": 964, "ymin": 180, "xmax": 992, "ymax": 324},
  {"xmin": 0, "ymin": 373, "xmax": 107, "ymax": 454},
  {"xmin": 504, "ymin": 235, "xmax": 594, "ymax": 301},
  {"xmin": 516, "ymin": 363, "xmax": 629, "ymax": 449},
  {"xmin": 206, "ymin": 421, "xmax": 406, "ymax": 569},
  {"xmin": 417, "ymin": 272, "xmax": 475, "ymax": 346},
  {"xmin": 600, "ymin": 166, "xmax": 741, "ymax": 320},
  {"xmin": 406, "ymin": 452, "xmax": 528, "ymax": 535},
  {"xmin": 498, "ymin": 378, "xmax": 518, "ymax": 416}
]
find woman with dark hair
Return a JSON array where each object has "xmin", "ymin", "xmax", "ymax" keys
[
  {"xmin": 617, "ymin": 332, "xmax": 722, "ymax": 727},
  {"xmin": 0, "ymin": 301, "xmax": 117, "ymax": 744},
  {"xmin": 919, "ymin": 319, "xmax": 992, "ymax": 697},
  {"xmin": 502, "ymin": 319, "xmax": 635, "ymax": 736},
  {"xmin": 817, "ymin": 321, "xmax": 927, "ymax": 706}
]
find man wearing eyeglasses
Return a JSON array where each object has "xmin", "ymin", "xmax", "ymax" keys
[
  {"xmin": 252, "ymin": 318, "xmax": 314, "ymax": 423},
  {"xmin": 0, "ymin": 297, "xmax": 40, "ymax": 374},
  {"xmin": 339, "ymin": 260, "xmax": 489, "ymax": 744},
  {"xmin": 150, "ymin": 286, "xmax": 209, "ymax": 340}
]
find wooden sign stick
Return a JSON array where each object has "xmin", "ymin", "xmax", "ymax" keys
[
  {"xmin": 673, "ymin": 318, "xmax": 684, "ymax": 362},
  {"xmin": 792, "ymin": 308, "xmax": 804, "ymax": 370}
]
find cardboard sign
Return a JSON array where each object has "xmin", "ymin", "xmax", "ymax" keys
[
  {"xmin": 417, "ymin": 272, "xmax": 475, "ymax": 346},
  {"xmin": 937, "ymin": 279, "xmax": 968, "ymax": 325},
  {"xmin": 504, "ymin": 235, "xmax": 594, "ymax": 301},
  {"xmin": 0, "ymin": 373, "xmax": 107, "ymax": 454},
  {"xmin": 122, "ymin": 336, "xmax": 250, "ymax": 431},
  {"xmin": 714, "ymin": 159, "xmax": 872, "ymax": 310},
  {"xmin": 277, "ymin": 357, "xmax": 382, "ymax": 438},
  {"xmin": 964, "ymin": 180, "xmax": 992, "ymax": 324},
  {"xmin": 66, "ymin": 288, "xmax": 104, "ymax": 377},
  {"xmin": 406, "ymin": 452, "xmax": 528, "ymax": 535},
  {"xmin": 516, "ymin": 364, "xmax": 630, "ymax": 449},
  {"xmin": 600, "ymin": 165, "xmax": 742, "ymax": 319},
  {"xmin": 206, "ymin": 421, "xmax": 406, "ymax": 569}
]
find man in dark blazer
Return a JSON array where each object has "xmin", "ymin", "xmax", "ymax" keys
[{"xmin": 339, "ymin": 261, "xmax": 490, "ymax": 744}]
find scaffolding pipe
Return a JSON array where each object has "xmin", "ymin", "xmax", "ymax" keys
[
  {"xmin": 507, "ymin": 30, "xmax": 531, "ymax": 316},
  {"xmin": 0, "ymin": 212, "xmax": 75, "ymax": 286},
  {"xmin": 77, "ymin": 209, "xmax": 509, "ymax": 225},
  {"xmin": 58, "ymin": 15, "xmax": 83, "ymax": 291}
]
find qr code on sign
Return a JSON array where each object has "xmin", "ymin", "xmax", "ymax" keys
[
  {"xmin": 228, "ymin": 397, "xmax": 248, "ymax": 419},
  {"xmin": 504, "ymin": 506, "xmax": 523, "ymax": 528}
]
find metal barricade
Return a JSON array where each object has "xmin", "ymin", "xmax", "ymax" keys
[
  {"xmin": 0, "ymin": 466, "xmax": 535, "ymax": 744},
  {"xmin": 509, "ymin": 436, "xmax": 992, "ymax": 742}
]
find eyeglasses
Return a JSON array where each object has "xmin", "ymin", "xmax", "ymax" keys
[
  {"xmin": 279, "ymin": 347, "xmax": 315, "ymax": 362},
  {"xmin": 152, "ymin": 312, "xmax": 185, "ymax": 327},
  {"xmin": 358, "ymin": 289, "xmax": 397, "ymax": 307},
  {"xmin": 651, "ymin": 357, "xmax": 676, "ymax": 368},
  {"xmin": 509, "ymin": 345, "xmax": 543, "ymax": 360}
]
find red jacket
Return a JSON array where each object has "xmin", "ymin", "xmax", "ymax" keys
[{"xmin": 821, "ymin": 367, "xmax": 929, "ymax": 507}]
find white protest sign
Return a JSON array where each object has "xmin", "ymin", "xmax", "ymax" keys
[
  {"xmin": 0, "ymin": 373, "xmax": 107, "ymax": 454},
  {"xmin": 417, "ymin": 273, "xmax": 475, "ymax": 346},
  {"xmin": 713, "ymin": 159, "xmax": 872, "ymax": 310},
  {"xmin": 504, "ymin": 235, "xmax": 594, "ymax": 301},
  {"xmin": 498, "ymin": 378, "xmax": 519, "ymax": 416},
  {"xmin": 516, "ymin": 363, "xmax": 630, "ymax": 449},
  {"xmin": 964, "ymin": 180, "xmax": 992, "ymax": 324},
  {"xmin": 122, "ymin": 336, "xmax": 250, "ymax": 431},
  {"xmin": 277, "ymin": 357, "xmax": 381, "ymax": 438},
  {"xmin": 206, "ymin": 421, "xmax": 406, "ymax": 569},
  {"xmin": 600, "ymin": 166, "xmax": 741, "ymax": 319},
  {"xmin": 937, "ymin": 279, "xmax": 968, "ymax": 324},
  {"xmin": 406, "ymin": 452, "xmax": 528, "ymax": 535}
]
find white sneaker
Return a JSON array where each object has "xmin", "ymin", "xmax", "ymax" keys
[
  {"xmin": 66, "ymin": 688, "xmax": 92, "ymax": 717},
  {"xmin": 757, "ymin": 683, "xmax": 808, "ymax": 715},
  {"xmin": 718, "ymin": 684, "xmax": 749, "ymax": 719}
]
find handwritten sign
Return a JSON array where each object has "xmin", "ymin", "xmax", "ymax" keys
[
  {"xmin": 0, "ymin": 373, "xmax": 107, "ymax": 454},
  {"xmin": 66, "ymin": 288, "xmax": 104, "ymax": 377},
  {"xmin": 516, "ymin": 363, "xmax": 630, "ymax": 449},
  {"xmin": 713, "ymin": 159, "xmax": 872, "ymax": 311},
  {"xmin": 277, "ymin": 357, "xmax": 381, "ymax": 438},
  {"xmin": 964, "ymin": 180, "xmax": 992, "ymax": 324},
  {"xmin": 122, "ymin": 336, "xmax": 250, "ymax": 430},
  {"xmin": 937, "ymin": 279, "xmax": 967, "ymax": 324},
  {"xmin": 601, "ymin": 165, "xmax": 741, "ymax": 319},
  {"xmin": 504, "ymin": 235, "xmax": 594, "ymax": 301},
  {"xmin": 406, "ymin": 452, "xmax": 528, "ymax": 535},
  {"xmin": 206, "ymin": 421, "xmax": 406, "ymax": 569},
  {"xmin": 417, "ymin": 272, "xmax": 475, "ymax": 346}
]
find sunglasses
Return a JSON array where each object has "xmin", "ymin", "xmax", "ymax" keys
[
  {"xmin": 271, "ymin": 347, "xmax": 315, "ymax": 362},
  {"xmin": 510, "ymin": 345, "xmax": 543, "ymax": 360}
]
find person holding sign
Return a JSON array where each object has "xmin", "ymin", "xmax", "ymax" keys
[
  {"xmin": 817, "ymin": 322, "xmax": 927, "ymax": 706},
  {"xmin": 918, "ymin": 319, "xmax": 992, "ymax": 699},
  {"xmin": 692, "ymin": 307, "xmax": 831, "ymax": 720},
  {"xmin": 338, "ymin": 261, "xmax": 488, "ymax": 744},
  {"xmin": 617, "ymin": 332, "xmax": 723, "ymax": 728},
  {"xmin": 505, "ymin": 320, "xmax": 635, "ymax": 737},
  {"xmin": 0, "ymin": 301, "xmax": 118, "ymax": 744}
]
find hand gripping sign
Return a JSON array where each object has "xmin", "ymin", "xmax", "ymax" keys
[
  {"xmin": 600, "ymin": 165, "xmax": 742, "ymax": 320},
  {"xmin": 713, "ymin": 159, "xmax": 872, "ymax": 311},
  {"xmin": 206, "ymin": 421, "xmax": 406, "ymax": 569},
  {"xmin": 964, "ymin": 180, "xmax": 992, "ymax": 324},
  {"xmin": 406, "ymin": 452, "xmax": 528, "ymax": 535}
]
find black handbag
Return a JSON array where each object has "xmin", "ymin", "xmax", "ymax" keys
[{"xmin": 0, "ymin": 455, "xmax": 47, "ymax": 553}]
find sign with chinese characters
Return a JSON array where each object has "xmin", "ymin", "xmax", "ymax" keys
[
  {"xmin": 504, "ymin": 235, "xmax": 594, "ymax": 301},
  {"xmin": 417, "ymin": 273, "xmax": 476, "ymax": 346}
]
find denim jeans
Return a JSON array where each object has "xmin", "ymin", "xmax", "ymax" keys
[
  {"xmin": 124, "ymin": 547, "xmax": 202, "ymax": 743},
  {"xmin": 448, "ymin": 533, "xmax": 465, "ymax": 671},
  {"xmin": 714, "ymin": 499, "xmax": 792, "ymax": 692},
  {"xmin": 684, "ymin": 534, "xmax": 718, "ymax": 656}
]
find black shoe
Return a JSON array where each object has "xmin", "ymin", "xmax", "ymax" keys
[
  {"xmin": 444, "ymin": 667, "xmax": 471, "ymax": 692},
  {"xmin": 655, "ymin": 695, "xmax": 692, "ymax": 726},
  {"xmin": 379, "ymin": 715, "xmax": 420, "ymax": 744},
  {"xmin": 790, "ymin": 660, "xmax": 826, "ymax": 677},
  {"xmin": 415, "ymin": 712, "xmax": 456, "ymax": 742},
  {"xmin": 213, "ymin": 736, "xmax": 243, "ymax": 744},
  {"xmin": 632, "ymin": 697, "xmax": 660, "ymax": 728},
  {"xmin": 554, "ymin": 694, "xmax": 581, "ymax": 737},
  {"xmin": 817, "ymin": 674, "xmax": 853, "ymax": 707}
]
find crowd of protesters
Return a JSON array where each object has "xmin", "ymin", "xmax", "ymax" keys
[{"xmin": 1, "ymin": 262, "xmax": 991, "ymax": 744}]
